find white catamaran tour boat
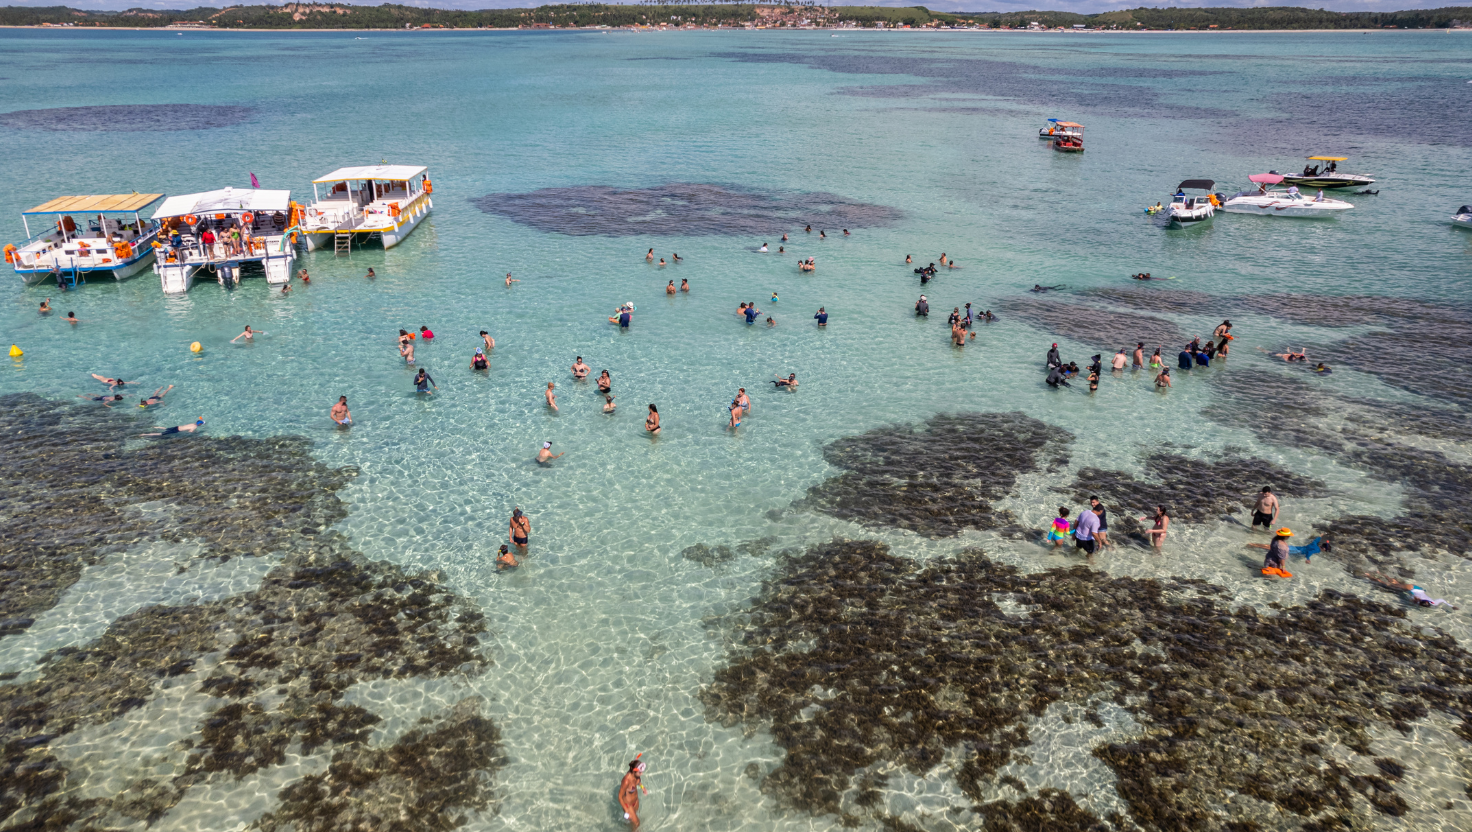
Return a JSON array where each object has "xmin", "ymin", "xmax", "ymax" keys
[
  {"xmin": 151, "ymin": 188, "xmax": 296, "ymax": 293},
  {"xmin": 1280, "ymin": 156, "xmax": 1375, "ymax": 190},
  {"xmin": 1166, "ymin": 179, "xmax": 1221, "ymax": 229},
  {"xmin": 1222, "ymin": 174, "xmax": 1353, "ymax": 218},
  {"xmin": 6, "ymin": 194, "xmax": 164, "ymax": 287},
  {"xmin": 299, "ymin": 165, "xmax": 432, "ymax": 254}
]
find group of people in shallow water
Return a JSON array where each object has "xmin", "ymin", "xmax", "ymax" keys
[{"xmin": 1043, "ymin": 320, "xmax": 1239, "ymax": 392}]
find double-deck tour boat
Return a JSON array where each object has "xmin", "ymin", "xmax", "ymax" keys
[
  {"xmin": 6, "ymin": 193, "xmax": 164, "ymax": 287},
  {"xmin": 1280, "ymin": 156, "xmax": 1375, "ymax": 190},
  {"xmin": 1222, "ymin": 174, "xmax": 1353, "ymax": 218},
  {"xmin": 151, "ymin": 187, "xmax": 296, "ymax": 293},
  {"xmin": 299, "ymin": 165, "xmax": 433, "ymax": 254}
]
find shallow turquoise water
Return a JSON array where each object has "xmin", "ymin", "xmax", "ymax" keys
[{"xmin": 4, "ymin": 28, "xmax": 1472, "ymax": 831}]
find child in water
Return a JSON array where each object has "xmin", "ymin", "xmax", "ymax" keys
[{"xmin": 1046, "ymin": 508, "xmax": 1071, "ymax": 548}]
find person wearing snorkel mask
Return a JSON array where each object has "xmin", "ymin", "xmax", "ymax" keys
[{"xmin": 619, "ymin": 758, "xmax": 646, "ymax": 829}]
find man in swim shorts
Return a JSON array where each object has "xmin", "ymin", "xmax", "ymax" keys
[
  {"xmin": 1252, "ymin": 487, "xmax": 1278, "ymax": 530},
  {"xmin": 509, "ymin": 508, "xmax": 530, "ymax": 550},
  {"xmin": 773, "ymin": 373, "xmax": 798, "ymax": 388},
  {"xmin": 537, "ymin": 441, "xmax": 563, "ymax": 464},
  {"xmin": 1132, "ymin": 342, "xmax": 1144, "ymax": 369},
  {"xmin": 331, "ymin": 396, "xmax": 351, "ymax": 425},
  {"xmin": 1073, "ymin": 504, "xmax": 1101, "ymax": 559}
]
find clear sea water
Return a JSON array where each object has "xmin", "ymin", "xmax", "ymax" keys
[{"xmin": 3, "ymin": 27, "xmax": 1472, "ymax": 831}]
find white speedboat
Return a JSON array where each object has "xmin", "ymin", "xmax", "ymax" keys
[
  {"xmin": 1222, "ymin": 174, "xmax": 1352, "ymax": 218},
  {"xmin": 299, "ymin": 165, "xmax": 432, "ymax": 253},
  {"xmin": 1280, "ymin": 156, "xmax": 1375, "ymax": 190},
  {"xmin": 6, "ymin": 194, "xmax": 163, "ymax": 287},
  {"xmin": 151, "ymin": 187, "xmax": 296, "ymax": 293},
  {"xmin": 1166, "ymin": 179, "xmax": 1220, "ymax": 229},
  {"xmin": 1453, "ymin": 205, "xmax": 1472, "ymax": 229},
  {"xmin": 1038, "ymin": 118, "xmax": 1083, "ymax": 141}
]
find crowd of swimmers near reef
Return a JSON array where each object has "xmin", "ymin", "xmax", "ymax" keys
[{"xmin": 60, "ymin": 230, "xmax": 1445, "ymax": 605}]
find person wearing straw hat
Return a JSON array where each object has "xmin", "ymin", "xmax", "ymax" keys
[{"xmin": 1262, "ymin": 528, "xmax": 1294, "ymax": 578}]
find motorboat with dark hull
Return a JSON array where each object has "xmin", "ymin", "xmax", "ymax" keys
[
  {"xmin": 1166, "ymin": 179, "xmax": 1222, "ymax": 229},
  {"xmin": 1280, "ymin": 156, "xmax": 1375, "ymax": 190}
]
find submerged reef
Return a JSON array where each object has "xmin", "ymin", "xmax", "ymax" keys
[
  {"xmin": 1001, "ymin": 296, "xmax": 1183, "ymax": 352},
  {"xmin": 1070, "ymin": 449, "xmax": 1327, "ymax": 541},
  {"xmin": 473, "ymin": 182, "xmax": 902, "ymax": 237},
  {"xmin": 0, "ymin": 394, "xmax": 500, "ymax": 832},
  {"xmin": 795, "ymin": 412, "xmax": 1073, "ymax": 538},
  {"xmin": 1202, "ymin": 370, "xmax": 1472, "ymax": 573},
  {"xmin": 703, "ymin": 538, "xmax": 1472, "ymax": 830},
  {"xmin": 0, "ymin": 104, "xmax": 254, "ymax": 132},
  {"xmin": 1240, "ymin": 293, "xmax": 1472, "ymax": 405}
]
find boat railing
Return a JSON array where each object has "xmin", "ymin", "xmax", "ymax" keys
[
  {"xmin": 14, "ymin": 227, "xmax": 159, "ymax": 269},
  {"xmin": 158, "ymin": 234, "xmax": 285, "ymax": 267}
]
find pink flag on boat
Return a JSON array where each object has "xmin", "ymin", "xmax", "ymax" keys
[{"xmin": 249, "ymin": 172, "xmax": 259, "ymax": 188}]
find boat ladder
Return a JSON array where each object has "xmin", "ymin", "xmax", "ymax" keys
[
  {"xmin": 334, "ymin": 232, "xmax": 352, "ymax": 257},
  {"xmin": 57, "ymin": 260, "xmax": 84, "ymax": 290}
]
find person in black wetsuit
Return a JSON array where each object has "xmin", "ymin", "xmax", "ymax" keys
[
  {"xmin": 1046, "ymin": 367, "xmax": 1071, "ymax": 388},
  {"xmin": 1046, "ymin": 343, "xmax": 1062, "ymax": 370},
  {"xmin": 915, "ymin": 295, "xmax": 929, "ymax": 316}
]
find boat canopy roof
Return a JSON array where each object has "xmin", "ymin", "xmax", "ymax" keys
[
  {"xmin": 1307, "ymin": 156, "xmax": 1347, "ymax": 162},
  {"xmin": 313, "ymin": 165, "xmax": 427, "ymax": 183},
  {"xmin": 1176, "ymin": 179, "xmax": 1215, "ymax": 191},
  {"xmin": 1047, "ymin": 120, "xmax": 1083, "ymax": 128},
  {"xmin": 24, "ymin": 194, "xmax": 163, "ymax": 215},
  {"xmin": 1460, "ymin": 206, "xmax": 1472, "ymax": 215},
  {"xmin": 152, "ymin": 188, "xmax": 291, "ymax": 219},
  {"xmin": 1248, "ymin": 173, "xmax": 1285, "ymax": 184}
]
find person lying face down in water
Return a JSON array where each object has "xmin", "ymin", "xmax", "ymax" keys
[
  {"xmin": 1031, "ymin": 284, "xmax": 1064, "ymax": 293},
  {"xmin": 1365, "ymin": 572, "xmax": 1457, "ymax": 609},
  {"xmin": 142, "ymin": 419, "xmax": 204, "ymax": 437}
]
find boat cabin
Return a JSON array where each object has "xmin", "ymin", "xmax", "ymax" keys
[
  {"xmin": 301, "ymin": 165, "xmax": 433, "ymax": 252},
  {"xmin": 8, "ymin": 193, "xmax": 164, "ymax": 285},
  {"xmin": 151, "ymin": 187, "xmax": 296, "ymax": 292}
]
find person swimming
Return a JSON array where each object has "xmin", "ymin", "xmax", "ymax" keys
[
  {"xmin": 142, "ymin": 419, "xmax": 204, "ymax": 437},
  {"xmin": 773, "ymin": 373, "xmax": 798, "ymax": 388},
  {"xmin": 79, "ymin": 393, "xmax": 125, "ymax": 406},
  {"xmin": 1031, "ymin": 284, "xmax": 1063, "ymax": 293},
  {"xmin": 138, "ymin": 385, "xmax": 173, "ymax": 408}
]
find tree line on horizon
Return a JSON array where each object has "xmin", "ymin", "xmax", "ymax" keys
[{"xmin": 2, "ymin": 4, "xmax": 1469, "ymax": 30}]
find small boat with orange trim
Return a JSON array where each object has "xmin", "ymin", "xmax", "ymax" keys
[
  {"xmin": 150, "ymin": 186, "xmax": 297, "ymax": 293},
  {"xmin": 7, "ymin": 193, "xmax": 164, "ymax": 287},
  {"xmin": 1038, "ymin": 118, "xmax": 1082, "ymax": 141},
  {"xmin": 1050, "ymin": 121, "xmax": 1085, "ymax": 152},
  {"xmin": 299, "ymin": 165, "xmax": 433, "ymax": 254}
]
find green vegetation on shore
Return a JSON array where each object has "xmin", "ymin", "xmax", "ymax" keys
[{"xmin": 2, "ymin": 4, "xmax": 1470, "ymax": 31}]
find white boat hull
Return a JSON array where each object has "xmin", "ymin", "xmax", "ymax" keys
[
  {"xmin": 14, "ymin": 246, "xmax": 157, "ymax": 285},
  {"xmin": 1222, "ymin": 202, "xmax": 1350, "ymax": 218},
  {"xmin": 157, "ymin": 261, "xmax": 200, "ymax": 294},
  {"xmin": 1454, "ymin": 213, "xmax": 1472, "ymax": 229},
  {"xmin": 301, "ymin": 197, "xmax": 430, "ymax": 252}
]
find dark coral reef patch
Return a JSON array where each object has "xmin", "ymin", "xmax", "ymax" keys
[
  {"xmin": 702, "ymin": 539, "xmax": 1472, "ymax": 830},
  {"xmin": 473, "ymin": 182, "xmax": 902, "ymax": 237},
  {"xmin": 795, "ymin": 412, "xmax": 1073, "ymax": 538},
  {"xmin": 0, "ymin": 394, "xmax": 500, "ymax": 832},
  {"xmin": 0, "ymin": 104, "xmax": 253, "ymax": 132}
]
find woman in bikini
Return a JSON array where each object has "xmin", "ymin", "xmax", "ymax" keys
[
  {"xmin": 618, "ymin": 759, "xmax": 644, "ymax": 829},
  {"xmin": 1147, "ymin": 506, "xmax": 1170, "ymax": 548},
  {"xmin": 645, "ymin": 404, "xmax": 660, "ymax": 435}
]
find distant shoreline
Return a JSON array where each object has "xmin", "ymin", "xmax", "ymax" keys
[{"xmin": 2, "ymin": 25, "xmax": 1467, "ymax": 33}]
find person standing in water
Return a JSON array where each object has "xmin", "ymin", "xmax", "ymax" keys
[
  {"xmin": 481, "ymin": 330, "xmax": 496, "ymax": 351},
  {"xmin": 331, "ymin": 396, "xmax": 351, "ymax": 425},
  {"xmin": 537, "ymin": 442, "xmax": 564, "ymax": 464},
  {"xmin": 39, "ymin": 298, "xmax": 51, "ymax": 314},
  {"xmin": 545, "ymin": 382, "xmax": 559, "ymax": 412},
  {"xmin": 509, "ymin": 507, "xmax": 530, "ymax": 551},
  {"xmin": 666, "ymin": 280, "xmax": 676, "ymax": 295},
  {"xmin": 680, "ymin": 279, "xmax": 689, "ymax": 292},
  {"xmin": 619, "ymin": 759, "xmax": 645, "ymax": 830},
  {"xmin": 1132, "ymin": 342, "xmax": 1144, "ymax": 369},
  {"xmin": 413, "ymin": 369, "xmax": 437, "ymax": 394},
  {"xmin": 571, "ymin": 357, "xmax": 590, "ymax": 379},
  {"xmin": 1147, "ymin": 506, "xmax": 1169, "ymax": 548},
  {"xmin": 645, "ymin": 404, "xmax": 660, "ymax": 435},
  {"xmin": 1251, "ymin": 487, "xmax": 1279, "ymax": 530},
  {"xmin": 814, "ymin": 307, "xmax": 828, "ymax": 327}
]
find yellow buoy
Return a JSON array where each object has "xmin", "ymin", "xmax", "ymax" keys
[
  {"xmin": 8, "ymin": 345, "xmax": 21, "ymax": 357},
  {"xmin": 190, "ymin": 341, "xmax": 202, "ymax": 353}
]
